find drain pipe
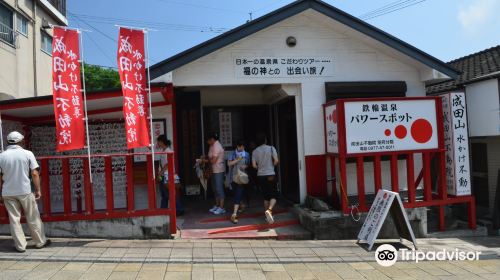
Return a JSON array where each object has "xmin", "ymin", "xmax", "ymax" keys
[{"xmin": 32, "ymin": 0, "xmax": 38, "ymax": 97}]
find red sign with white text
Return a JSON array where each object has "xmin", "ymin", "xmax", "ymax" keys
[
  {"xmin": 52, "ymin": 27, "xmax": 85, "ymax": 152},
  {"xmin": 117, "ymin": 27, "xmax": 151, "ymax": 149}
]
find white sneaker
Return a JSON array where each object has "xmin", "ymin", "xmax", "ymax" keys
[
  {"xmin": 265, "ymin": 210, "xmax": 274, "ymax": 224},
  {"xmin": 213, "ymin": 208, "xmax": 226, "ymax": 215},
  {"xmin": 209, "ymin": 206, "xmax": 218, "ymax": 213}
]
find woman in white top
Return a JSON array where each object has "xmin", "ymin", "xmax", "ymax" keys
[{"xmin": 156, "ymin": 135, "xmax": 183, "ymax": 215}]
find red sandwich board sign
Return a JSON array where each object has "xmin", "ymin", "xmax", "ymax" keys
[{"xmin": 325, "ymin": 97, "xmax": 442, "ymax": 156}]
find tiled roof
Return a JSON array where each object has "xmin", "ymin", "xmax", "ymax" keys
[{"xmin": 427, "ymin": 45, "xmax": 500, "ymax": 94}]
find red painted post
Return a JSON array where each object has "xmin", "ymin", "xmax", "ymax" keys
[
  {"xmin": 438, "ymin": 206, "xmax": 445, "ymax": 231},
  {"xmin": 468, "ymin": 197, "xmax": 477, "ymax": 229},
  {"xmin": 406, "ymin": 153, "xmax": 415, "ymax": 203},
  {"xmin": 167, "ymin": 153, "xmax": 177, "ymax": 234},
  {"xmin": 356, "ymin": 157, "xmax": 366, "ymax": 211},
  {"xmin": 104, "ymin": 156, "xmax": 114, "ymax": 213},
  {"xmin": 438, "ymin": 151, "xmax": 447, "ymax": 200},
  {"xmin": 390, "ymin": 154, "xmax": 399, "ymax": 193},
  {"xmin": 373, "ymin": 155, "xmax": 382, "ymax": 193},
  {"xmin": 146, "ymin": 154, "xmax": 156, "ymax": 209},
  {"xmin": 126, "ymin": 155, "xmax": 135, "ymax": 212},
  {"xmin": 0, "ymin": 205, "xmax": 7, "ymax": 223},
  {"xmin": 423, "ymin": 153, "xmax": 432, "ymax": 201},
  {"xmin": 338, "ymin": 155, "xmax": 349, "ymax": 214},
  {"xmin": 83, "ymin": 158, "xmax": 94, "ymax": 215},
  {"xmin": 41, "ymin": 158, "xmax": 51, "ymax": 217},
  {"xmin": 330, "ymin": 155, "xmax": 338, "ymax": 208},
  {"xmin": 62, "ymin": 158, "xmax": 72, "ymax": 215}
]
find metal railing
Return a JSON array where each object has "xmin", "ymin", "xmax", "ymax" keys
[{"xmin": 0, "ymin": 21, "xmax": 16, "ymax": 46}]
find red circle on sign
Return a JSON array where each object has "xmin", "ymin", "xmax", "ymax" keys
[
  {"xmin": 332, "ymin": 110, "xmax": 337, "ymax": 124},
  {"xmin": 394, "ymin": 125, "xmax": 407, "ymax": 139},
  {"xmin": 383, "ymin": 193, "xmax": 388, "ymax": 199},
  {"xmin": 411, "ymin": 119, "xmax": 433, "ymax": 143},
  {"xmin": 384, "ymin": 129, "xmax": 391, "ymax": 136}
]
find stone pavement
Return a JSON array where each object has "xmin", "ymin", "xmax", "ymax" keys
[{"xmin": 0, "ymin": 236, "xmax": 499, "ymax": 279}]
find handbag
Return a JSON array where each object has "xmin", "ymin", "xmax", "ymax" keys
[{"xmin": 234, "ymin": 168, "xmax": 249, "ymax": 185}]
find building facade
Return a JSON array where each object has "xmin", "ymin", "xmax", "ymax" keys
[{"xmin": 0, "ymin": 0, "xmax": 67, "ymax": 100}]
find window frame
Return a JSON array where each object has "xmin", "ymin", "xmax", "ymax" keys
[
  {"xmin": 0, "ymin": 2, "xmax": 15, "ymax": 46},
  {"xmin": 40, "ymin": 30, "xmax": 52, "ymax": 55},
  {"xmin": 16, "ymin": 13, "xmax": 28, "ymax": 37}
]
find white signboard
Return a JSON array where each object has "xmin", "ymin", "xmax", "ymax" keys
[
  {"xmin": 442, "ymin": 92, "xmax": 471, "ymax": 196},
  {"xmin": 325, "ymin": 103, "xmax": 338, "ymax": 153},
  {"xmin": 219, "ymin": 112, "xmax": 232, "ymax": 147},
  {"xmin": 234, "ymin": 56, "xmax": 334, "ymax": 78},
  {"xmin": 358, "ymin": 190, "xmax": 417, "ymax": 251},
  {"xmin": 344, "ymin": 99, "xmax": 439, "ymax": 154}
]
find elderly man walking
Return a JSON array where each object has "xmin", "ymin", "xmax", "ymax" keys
[{"xmin": 0, "ymin": 131, "xmax": 50, "ymax": 252}]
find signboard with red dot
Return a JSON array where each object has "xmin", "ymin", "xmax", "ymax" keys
[
  {"xmin": 325, "ymin": 104, "xmax": 338, "ymax": 153},
  {"xmin": 343, "ymin": 99, "xmax": 439, "ymax": 154}
]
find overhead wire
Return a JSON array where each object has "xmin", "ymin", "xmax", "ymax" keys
[{"xmin": 360, "ymin": 0, "xmax": 427, "ymax": 20}]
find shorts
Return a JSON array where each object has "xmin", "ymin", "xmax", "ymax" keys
[
  {"xmin": 211, "ymin": 172, "xmax": 225, "ymax": 199},
  {"xmin": 258, "ymin": 175, "xmax": 278, "ymax": 201}
]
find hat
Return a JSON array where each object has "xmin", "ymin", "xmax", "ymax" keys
[{"xmin": 7, "ymin": 131, "xmax": 24, "ymax": 144}]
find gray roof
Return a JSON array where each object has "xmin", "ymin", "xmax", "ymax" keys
[
  {"xmin": 150, "ymin": 0, "xmax": 458, "ymax": 80},
  {"xmin": 427, "ymin": 45, "xmax": 500, "ymax": 94}
]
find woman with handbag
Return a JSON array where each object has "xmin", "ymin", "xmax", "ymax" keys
[
  {"xmin": 227, "ymin": 140, "xmax": 250, "ymax": 224},
  {"xmin": 252, "ymin": 133, "xmax": 279, "ymax": 224}
]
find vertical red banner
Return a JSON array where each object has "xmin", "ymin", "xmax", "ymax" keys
[
  {"xmin": 52, "ymin": 27, "xmax": 85, "ymax": 152},
  {"xmin": 117, "ymin": 27, "xmax": 151, "ymax": 149}
]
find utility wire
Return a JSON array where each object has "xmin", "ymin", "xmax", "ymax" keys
[
  {"xmin": 72, "ymin": 16, "xmax": 116, "ymax": 66},
  {"xmin": 360, "ymin": 0, "xmax": 427, "ymax": 20},
  {"xmin": 155, "ymin": 0, "xmax": 246, "ymax": 14}
]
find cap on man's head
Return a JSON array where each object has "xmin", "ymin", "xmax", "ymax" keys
[{"xmin": 7, "ymin": 131, "xmax": 24, "ymax": 144}]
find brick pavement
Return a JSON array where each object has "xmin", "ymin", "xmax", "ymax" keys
[{"xmin": 0, "ymin": 236, "xmax": 499, "ymax": 279}]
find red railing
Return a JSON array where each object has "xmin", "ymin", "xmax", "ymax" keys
[
  {"xmin": 0, "ymin": 152, "xmax": 177, "ymax": 235},
  {"xmin": 328, "ymin": 150, "xmax": 476, "ymax": 231}
]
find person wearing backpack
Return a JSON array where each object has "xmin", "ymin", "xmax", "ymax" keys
[
  {"xmin": 252, "ymin": 133, "xmax": 279, "ymax": 224},
  {"xmin": 227, "ymin": 140, "xmax": 250, "ymax": 224}
]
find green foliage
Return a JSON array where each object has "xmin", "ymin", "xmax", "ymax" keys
[{"xmin": 83, "ymin": 63, "xmax": 121, "ymax": 92}]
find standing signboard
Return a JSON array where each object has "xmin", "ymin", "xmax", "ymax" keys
[
  {"xmin": 324, "ymin": 103, "xmax": 338, "ymax": 153},
  {"xmin": 219, "ymin": 112, "xmax": 232, "ymax": 147},
  {"xmin": 441, "ymin": 92, "xmax": 471, "ymax": 196},
  {"xmin": 357, "ymin": 190, "xmax": 417, "ymax": 251}
]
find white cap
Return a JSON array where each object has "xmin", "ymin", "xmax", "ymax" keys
[{"xmin": 7, "ymin": 131, "xmax": 24, "ymax": 144}]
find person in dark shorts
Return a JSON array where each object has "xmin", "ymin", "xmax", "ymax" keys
[{"xmin": 252, "ymin": 133, "xmax": 279, "ymax": 224}]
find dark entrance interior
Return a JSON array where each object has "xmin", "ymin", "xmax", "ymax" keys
[{"xmin": 273, "ymin": 97, "xmax": 300, "ymax": 203}]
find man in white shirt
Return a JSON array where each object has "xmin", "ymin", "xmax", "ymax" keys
[{"xmin": 0, "ymin": 131, "xmax": 50, "ymax": 252}]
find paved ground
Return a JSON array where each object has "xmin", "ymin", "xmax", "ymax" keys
[{"xmin": 0, "ymin": 236, "xmax": 499, "ymax": 279}]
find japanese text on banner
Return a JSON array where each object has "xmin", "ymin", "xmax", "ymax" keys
[
  {"xmin": 117, "ymin": 27, "xmax": 150, "ymax": 149},
  {"xmin": 52, "ymin": 27, "xmax": 85, "ymax": 152}
]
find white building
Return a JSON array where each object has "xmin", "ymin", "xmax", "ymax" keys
[
  {"xmin": 0, "ymin": 0, "xmax": 67, "ymax": 100},
  {"xmin": 150, "ymin": 0, "xmax": 458, "ymax": 204}
]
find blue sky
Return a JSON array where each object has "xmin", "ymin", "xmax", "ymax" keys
[{"xmin": 68, "ymin": 0, "xmax": 500, "ymax": 68}]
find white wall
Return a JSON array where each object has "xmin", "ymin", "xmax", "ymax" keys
[
  {"xmin": 466, "ymin": 79, "xmax": 500, "ymax": 137},
  {"xmin": 471, "ymin": 137, "xmax": 500, "ymax": 212},
  {"xmin": 171, "ymin": 9, "xmax": 430, "ymax": 157}
]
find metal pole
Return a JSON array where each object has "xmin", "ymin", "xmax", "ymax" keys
[
  {"xmin": 78, "ymin": 29, "xmax": 93, "ymax": 183},
  {"xmin": 145, "ymin": 29, "xmax": 155, "ymax": 180},
  {"xmin": 0, "ymin": 112, "xmax": 4, "ymax": 152}
]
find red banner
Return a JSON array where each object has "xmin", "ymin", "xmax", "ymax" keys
[
  {"xmin": 117, "ymin": 27, "xmax": 151, "ymax": 149},
  {"xmin": 52, "ymin": 27, "xmax": 85, "ymax": 152}
]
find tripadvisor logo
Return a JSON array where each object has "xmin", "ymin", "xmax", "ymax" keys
[{"xmin": 374, "ymin": 244, "xmax": 482, "ymax": 267}]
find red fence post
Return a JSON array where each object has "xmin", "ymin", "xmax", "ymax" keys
[
  {"xmin": 62, "ymin": 158, "xmax": 72, "ymax": 215},
  {"xmin": 423, "ymin": 152, "xmax": 432, "ymax": 201},
  {"xmin": 126, "ymin": 155, "xmax": 135, "ymax": 212},
  {"xmin": 356, "ymin": 157, "xmax": 366, "ymax": 211},
  {"xmin": 390, "ymin": 154, "xmax": 399, "ymax": 193},
  {"xmin": 83, "ymin": 158, "xmax": 94, "ymax": 215},
  {"xmin": 167, "ymin": 153, "xmax": 177, "ymax": 235},
  {"xmin": 41, "ymin": 158, "xmax": 51, "ymax": 217},
  {"xmin": 330, "ymin": 155, "xmax": 337, "ymax": 207},
  {"xmin": 373, "ymin": 155, "xmax": 382, "ymax": 193},
  {"xmin": 438, "ymin": 151, "xmax": 447, "ymax": 200},
  {"xmin": 338, "ymin": 155, "xmax": 349, "ymax": 214},
  {"xmin": 468, "ymin": 197, "xmax": 477, "ymax": 229},
  {"xmin": 406, "ymin": 153, "xmax": 415, "ymax": 203},
  {"xmin": 105, "ymin": 156, "xmax": 114, "ymax": 213},
  {"xmin": 146, "ymin": 154, "xmax": 156, "ymax": 209}
]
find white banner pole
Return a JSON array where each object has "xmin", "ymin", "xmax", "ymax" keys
[
  {"xmin": 0, "ymin": 112, "xmax": 4, "ymax": 152},
  {"xmin": 144, "ymin": 29, "xmax": 155, "ymax": 180},
  {"xmin": 78, "ymin": 29, "xmax": 93, "ymax": 183}
]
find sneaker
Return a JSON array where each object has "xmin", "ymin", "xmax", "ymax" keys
[
  {"xmin": 213, "ymin": 208, "xmax": 226, "ymax": 215},
  {"xmin": 209, "ymin": 206, "xmax": 218, "ymax": 213},
  {"xmin": 265, "ymin": 210, "xmax": 274, "ymax": 224},
  {"xmin": 35, "ymin": 239, "xmax": 52, "ymax": 249},
  {"xmin": 14, "ymin": 247, "xmax": 26, "ymax": 253},
  {"xmin": 230, "ymin": 214, "xmax": 238, "ymax": 224}
]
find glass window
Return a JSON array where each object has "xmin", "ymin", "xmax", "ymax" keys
[
  {"xmin": 0, "ymin": 3, "xmax": 14, "ymax": 45},
  {"xmin": 41, "ymin": 31, "xmax": 52, "ymax": 54},
  {"xmin": 16, "ymin": 14, "xmax": 28, "ymax": 36}
]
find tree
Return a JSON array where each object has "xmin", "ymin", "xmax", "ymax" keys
[{"xmin": 82, "ymin": 63, "xmax": 121, "ymax": 92}]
